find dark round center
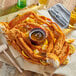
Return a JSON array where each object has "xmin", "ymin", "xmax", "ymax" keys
[
  {"xmin": 31, "ymin": 31, "xmax": 44, "ymax": 41},
  {"xmin": 29, "ymin": 28, "xmax": 46, "ymax": 45}
]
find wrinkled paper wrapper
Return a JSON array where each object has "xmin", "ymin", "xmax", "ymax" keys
[{"xmin": 0, "ymin": 10, "xmax": 76, "ymax": 76}]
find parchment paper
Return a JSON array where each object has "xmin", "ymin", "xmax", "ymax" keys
[{"xmin": 0, "ymin": 10, "xmax": 76, "ymax": 76}]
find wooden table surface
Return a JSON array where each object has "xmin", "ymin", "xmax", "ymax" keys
[
  {"xmin": 47, "ymin": 0, "xmax": 76, "ymax": 12},
  {"xmin": 0, "ymin": 0, "xmax": 76, "ymax": 11}
]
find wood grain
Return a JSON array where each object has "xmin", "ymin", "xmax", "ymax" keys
[
  {"xmin": 47, "ymin": 0, "xmax": 76, "ymax": 12},
  {"xmin": 63, "ymin": 0, "xmax": 76, "ymax": 11}
]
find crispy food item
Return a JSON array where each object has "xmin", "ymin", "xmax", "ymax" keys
[
  {"xmin": 0, "ymin": 11, "xmax": 73, "ymax": 67},
  {"xmin": 65, "ymin": 39, "xmax": 75, "ymax": 44},
  {"xmin": 69, "ymin": 44, "xmax": 75, "ymax": 55},
  {"xmin": 62, "ymin": 29, "xmax": 73, "ymax": 35}
]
